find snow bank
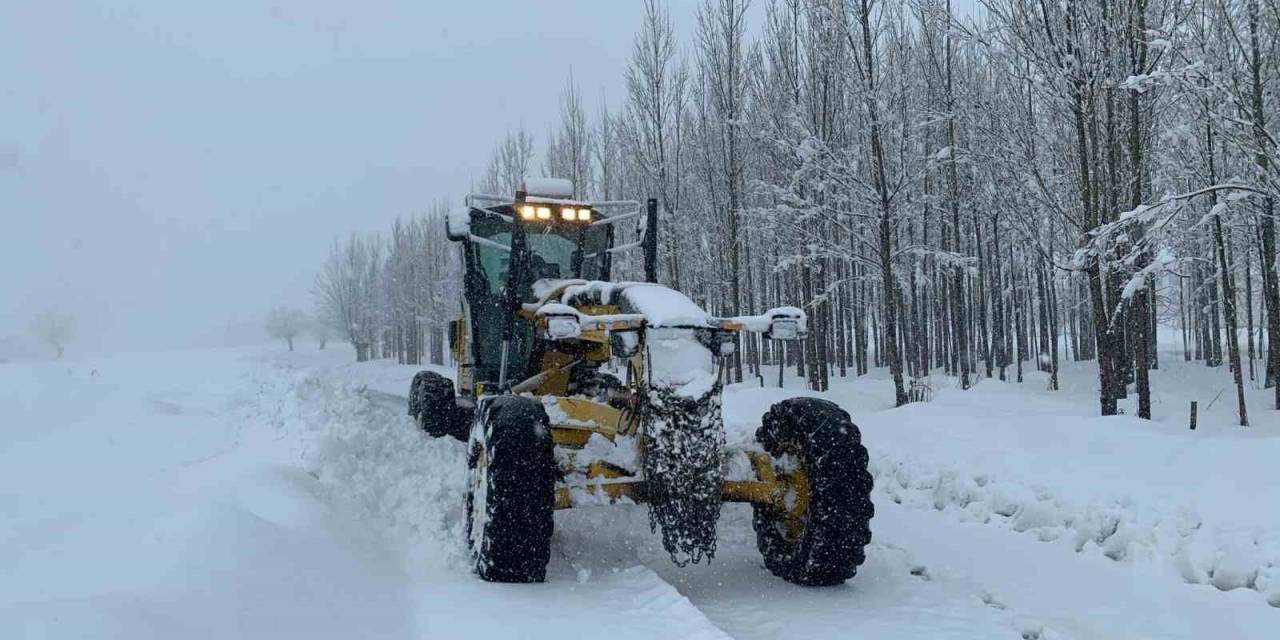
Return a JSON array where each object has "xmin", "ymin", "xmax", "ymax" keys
[
  {"xmin": 872, "ymin": 452, "xmax": 1280, "ymax": 606},
  {"xmin": 252, "ymin": 364, "xmax": 471, "ymax": 569},
  {"xmin": 718, "ymin": 357, "xmax": 1280, "ymax": 610},
  {"xmin": 0, "ymin": 349, "xmax": 418, "ymax": 639}
]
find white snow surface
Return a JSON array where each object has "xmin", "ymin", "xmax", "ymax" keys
[{"xmin": 3, "ymin": 345, "xmax": 1279, "ymax": 639}]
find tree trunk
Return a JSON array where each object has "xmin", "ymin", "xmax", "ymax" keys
[
  {"xmin": 1246, "ymin": 0, "xmax": 1280, "ymax": 406},
  {"xmin": 1207, "ymin": 120, "xmax": 1249, "ymax": 426}
]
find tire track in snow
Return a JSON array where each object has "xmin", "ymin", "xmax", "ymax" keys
[
  {"xmin": 596, "ymin": 566, "xmax": 735, "ymax": 640},
  {"xmin": 631, "ymin": 514, "xmax": 1026, "ymax": 640}
]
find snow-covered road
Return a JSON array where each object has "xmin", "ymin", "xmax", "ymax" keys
[{"xmin": 3, "ymin": 346, "xmax": 1277, "ymax": 639}]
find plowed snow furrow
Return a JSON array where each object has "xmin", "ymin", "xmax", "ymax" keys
[{"xmin": 275, "ymin": 364, "xmax": 734, "ymax": 639}]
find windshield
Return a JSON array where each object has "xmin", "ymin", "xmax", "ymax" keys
[
  {"xmin": 471, "ymin": 214, "xmax": 611, "ymax": 299},
  {"xmin": 474, "ymin": 231, "xmax": 575, "ymax": 296}
]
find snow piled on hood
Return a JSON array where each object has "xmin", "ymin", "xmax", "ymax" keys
[
  {"xmin": 531, "ymin": 279, "xmax": 711, "ymax": 328},
  {"xmin": 618, "ymin": 285, "xmax": 709, "ymax": 327}
]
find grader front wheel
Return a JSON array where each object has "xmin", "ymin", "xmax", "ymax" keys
[
  {"xmin": 465, "ymin": 396, "xmax": 556, "ymax": 583},
  {"xmin": 751, "ymin": 397, "xmax": 874, "ymax": 586}
]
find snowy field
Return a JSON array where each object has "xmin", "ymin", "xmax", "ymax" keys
[{"xmin": 3, "ymin": 345, "xmax": 1279, "ymax": 639}]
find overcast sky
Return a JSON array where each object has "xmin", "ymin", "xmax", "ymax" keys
[{"xmin": 1, "ymin": 1, "xmax": 979, "ymax": 354}]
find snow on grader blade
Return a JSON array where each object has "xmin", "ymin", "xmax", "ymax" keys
[{"xmin": 410, "ymin": 181, "xmax": 874, "ymax": 585}]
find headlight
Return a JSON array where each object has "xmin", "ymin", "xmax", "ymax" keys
[
  {"xmin": 520, "ymin": 205, "xmax": 536, "ymax": 220},
  {"xmin": 536, "ymin": 206, "xmax": 552, "ymax": 220}
]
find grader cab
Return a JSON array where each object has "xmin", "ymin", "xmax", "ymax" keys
[{"xmin": 409, "ymin": 179, "xmax": 873, "ymax": 585}]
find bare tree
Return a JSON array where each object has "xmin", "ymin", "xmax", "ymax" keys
[
  {"xmin": 314, "ymin": 233, "xmax": 383, "ymax": 362},
  {"xmin": 624, "ymin": 0, "xmax": 689, "ymax": 286},
  {"xmin": 695, "ymin": 0, "xmax": 751, "ymax": 382},
  {"xmin": 311, "ymin": 311, "xmax": 335, "ymax": 350},
  {"xmin": 29, "ymin": 308, "xmax": 75, "ymax": 359},
  {"xmin": 265, "ymin": 306, "xmax": 307, "ymax": 351},
  {"xmin": 307, "ymin": 0, "xmax": 1280, "ymax": 425},
  {"xmin": 545, "ymin": 75, "xmax": 594, "ymax": 197},
  {"xmin": 479, "ymin": 128, "xmax": 536, "ymax": 195}
]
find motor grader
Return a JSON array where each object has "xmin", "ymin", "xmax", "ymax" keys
[{"xmin": 409, "ymin": 179, "xmax": 873, "ymax": 585}]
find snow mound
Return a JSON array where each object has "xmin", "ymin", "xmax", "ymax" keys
[
  {"xmin": 872, "ymin": 453, "xmax": 1280, "ymax": 607},
  {"xmin": 249, "ymin": 364, "xmax": 471, "ymax": 569}
]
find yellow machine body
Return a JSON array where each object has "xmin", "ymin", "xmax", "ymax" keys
[{"xmin": 471, "ymin": 282, "xmax": 810, "ymax": 535}]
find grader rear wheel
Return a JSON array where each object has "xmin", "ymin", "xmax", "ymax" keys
[
  {"xmin": 409, "ymin": 371, "xmax": 469, "ymax": 441},
  {"xmin": 751, "ymin": 397, "xmax": 874, "ymax": 586}
]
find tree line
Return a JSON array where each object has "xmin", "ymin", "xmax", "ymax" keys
[
  {"xmin": 316, "ymin": 0, "xmax": 1280, "ymax": 425},
  {"xmin": 312, "ymin": 201, "xmax": 460, "ymax": 364}
]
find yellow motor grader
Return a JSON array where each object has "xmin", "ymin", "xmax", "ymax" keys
[{"xmin": 409, "ymin": 179, "xmax": 873, "ymax": 585}]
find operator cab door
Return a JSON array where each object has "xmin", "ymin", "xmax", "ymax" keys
[{"xmin": 461, "ymin": 206, "xmax": 613, "ymax": 395}]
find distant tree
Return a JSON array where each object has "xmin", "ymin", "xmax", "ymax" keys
[
  {"xmin": 29, "ymin": 308, "xmax": 75, "ymax": 359},
  {"xmin": 311, "ymin": 311, "xmax": 335, "ymax": 350},
  {"xmin": 544, "ymin": 75, "xmax": 594, "ymax": 197},
  {"xmin": 265, "ymin": 306, "xmax": 307, "ymax": 351},
  {"xmin": 314, "ymin": 233, "xmax": 383, "ymax": 361},
  {"xmin": 0, "ymin": 335, "xmax": 24, "ymax": 362},
  {"xmin": 478, "ymin": 128, "xmax": 536, "ymax": 195}
]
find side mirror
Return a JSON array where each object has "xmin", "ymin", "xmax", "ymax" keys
[
  {"xmin": 695, "ymin": 327, "xmax": 735, "ymax": 355},
  {"xmin": 544, "ymin": 314, "xmax": 581, "ymax": 340},
  {"xmin": 764, "ymin": 307, "xmax": 806, "ymax": 341},
  {"xmin": 537, "ymin": 304, "xmax": 582, "ymax": 341},
  {"xmin": 446, "ymin": 206, "xmax": 471, "ymax": 242},
  {"xmin": 766, "ymin": 319, "xmax": 800, "ymax": 341},
  {"xmin": 610, "ymin": 330, "xmax": 641, "ymax": 358}
]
